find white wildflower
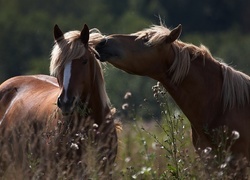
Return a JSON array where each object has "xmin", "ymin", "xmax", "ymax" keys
[
  {"xmin": 125, "ymin": 157, "xmax": 131, "ymax": 163},
  {"xmin": 231, "ymin": 130, "xmax": 240, "ymax": 140},
  {"xmin": 70, "ymin": 143, "xmax": 79, "ymax": 150},
  {"xmin": 124, "ymin": 92, "xmax": 132, "ymax": 99},
  {"xmin": 152, "ymin": 142, "xmax": 157, "ymax": 150},
  {"xmin": 203, "ymin": 147, "xmax": 212, "ymax": 154},
  {"xmin": 132, "ymin": 174, "xmax": 137, "ymax": 179},
  {"xmin": 122, "ymin": 103, "xmax": 129, "ymax": 110},
  {"xmin": 220, "ymin": 163, "xmax": 227, "ymax": 169},
  {"xmin": 93, "ymin": 123, "xmax": 98, "ymax": 128}
]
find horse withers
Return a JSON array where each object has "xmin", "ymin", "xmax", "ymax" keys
[
  {"xmin": 0, "ymin": 24, "xmax": 118, "ymax": 179},
  {"xmin": 95, "ymin": 24, "xmax": 250, "ymax": 178}
]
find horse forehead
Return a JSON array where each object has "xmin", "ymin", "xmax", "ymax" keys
[
  {"xmin": 62, "ymin": 59, "xmax": 87, "ymax": 86},
  {"xmin": 106, "ymin": 35, "xmax": 145, "ymax": 52},
  {"xmin": 62, "ymin": 61, "xmax": 72, "ymax": 89}
]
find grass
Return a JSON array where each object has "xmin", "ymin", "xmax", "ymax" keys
[
  {"xmin": 0, "ymin": 82, "xmax": 249, "ymax": 179},
  {"xmin": 112, "ymin": 82, "xmax": 249, "ymax": 179}
]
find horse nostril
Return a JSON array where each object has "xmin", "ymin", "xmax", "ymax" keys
[{"xmin": 57, "ymin": 97, "xmax": 62, "ymax": 108}]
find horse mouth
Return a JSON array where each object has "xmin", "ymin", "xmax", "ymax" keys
[
  {"xmin": 61, "ymin": 111, "xmax": 73, "ymax": 116},
  {"xmin": 97, "ymin": 53, "xmax": 109, "ymax": 62},
  {"xmin": 96, "ymin": 51, "xmax": 120, "ymax": 62},
  {"xmin": 57, "ymin": 96, "xmax": 78, "ymax": 116},
  {"xmin": 95, "ymin": 45, "xmax": 120, "ymax": 62}
]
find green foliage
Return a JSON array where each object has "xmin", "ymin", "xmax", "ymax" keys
[
  {"xmin": 104, "ymin": 64, "xmax": 162, "ymax": 120},
  {"xmin": 183, "ymin": 29, "xmax": 250, "ymax": 74}
]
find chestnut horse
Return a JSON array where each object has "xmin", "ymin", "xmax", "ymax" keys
[
  {"xmin": 0, "ymin": 24, "xmax": 118, "ymax": 179},
  {"xmin": 95, "ymin": 24, "xmax": 250, "ymax": 176}
]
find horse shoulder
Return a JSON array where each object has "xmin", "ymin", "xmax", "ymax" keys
[
  {"xmin": 0, "ymin": 85, "xmax": 18, "ymax": 122},
  {"xmin": 0, "ymin": 76, "xmax": 59, "ymax": 126}
]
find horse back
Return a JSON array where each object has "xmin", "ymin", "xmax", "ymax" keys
[{"xmin": 0, "ymin": 75, "xmax": 60, "ymax": 129}]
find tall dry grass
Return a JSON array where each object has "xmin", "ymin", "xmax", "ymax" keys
[
  {"xmin": 0, "ymin": 82, "xmax": 249, "ymax": 179},
  {"xmin": 0, "ymin": 116, "xmax": 117, "ymax": 179}
]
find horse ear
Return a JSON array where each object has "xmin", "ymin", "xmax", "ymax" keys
[
  {"xmin": 80, "ymin": 24, "xmax": 89, "ymax": 44},
  {"xmin": 54, "ymin": 24, "xmax": 64, "ymax": 42},
  {"xmin": 165, "ymin": 24, "xmax": 182, "ymax": 43}
]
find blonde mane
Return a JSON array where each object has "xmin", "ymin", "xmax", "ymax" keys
[
  {"xmin": 50, "ymin": 31, "xmax": 85, "ymax": 77},
  {"xmin": 50, "ymin": 29, "xmax": 104, "ymax": 77},
  {"xmin": 132, "ymin": 25, "xmax": 171, "ymax": 46},
  {"xmin": 134, "ymin": 24, "xmax": 250, "ymax": 110},
  {"xmin": 221, "ymin": 64, "xmax": 250, "ymax": 109},
  {"xmin": 172, "ymin": 41, "xmax": 250, "ymax": 110}
]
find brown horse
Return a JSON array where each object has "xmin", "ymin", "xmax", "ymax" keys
[
  {"xmin": 0, "ymin": 24, "xmax": 118, "ymax": 179},
  {"xmin": 95, "ymin": 24, "xmax": 250, "ymax": 177}
]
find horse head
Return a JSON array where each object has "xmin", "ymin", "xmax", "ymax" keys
[
  {"xmin": 95, "ymin": 24, "xmax": 182, "ymax": 77},
  {"xmin": 51, "ymin": 24, "xmax": 94, "ymax": 116}
]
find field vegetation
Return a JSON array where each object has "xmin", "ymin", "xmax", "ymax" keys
[{"xmin": 0, "ymin": 84, "xmax": 248, "ymax": 179}]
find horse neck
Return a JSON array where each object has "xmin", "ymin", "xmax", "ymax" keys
[{"xmin": 156, "ymin": 49, "xmax": 223, "ymax": 129}]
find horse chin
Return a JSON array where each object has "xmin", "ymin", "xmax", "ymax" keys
[
  {"xmin": 61, "ymin": 110, "xmax": 74, "ymax": 116},
  {"xmin": 97, "ymin": 53, "xmax": 112, "ymax": 62},
  {"xmin": 60, "ymin": 105, "xmax": 76, "ymax": 116},
  {"xmin": 103, "ymin": 54, "xmax": 123, "ymax": 64}
]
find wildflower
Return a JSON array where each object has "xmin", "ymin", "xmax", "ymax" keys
[
  {"xmin": 124, "ymin": 92, "xmax": 132, "ymax": 99},
  {"xmin": 122, "ymin": 103, "xmax": 129, "ymax": 110},
  {"xmin": 151, "ymin": 142, "xmax": 158, "ymax": 150},
  {"xmin": 105, "ymin": 120, "xmax": 110, "ymax": 124},
  {"xmin": 225, "ymin": 156, "xmax": 232, "ymax": 163},
  {"xmin": 70, "ymin": 143, "xmax": 79, "ymax": 150},
  {"xmin": 220, "ymin": 163, "xmax": 227, "ymax": 169},
  {"xmin": 203, "ymin": 147, "xmax": 212, "ymax": 154},
  {"xmin": 111, "ymin": 107, "xmax": 116, "ymax": 115},
  {"xmin": 152, "ymin": 85, "xmax": 158, "ymax": 90},
  {"xmin": 93, "ymin": 123, "xmax": 98, "ymax": 128},
  {"xmin": 132, "ymin": 174, "xmax": 137, "ymax": 179},
  {"xmin": 140, "ymin": 166, "xmax": 151, "ymax": 174},
  {"xmin": 125, "ymin": 157, "xmax": 131, "ymax": 163},
  {"xmin": 231, "ymin": 130, "xmax": 240, "ymax": 140}
]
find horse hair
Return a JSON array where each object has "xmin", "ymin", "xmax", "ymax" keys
[{"xmin": 132, "ymin": 24, "xmax": 250, "ymax": 110}]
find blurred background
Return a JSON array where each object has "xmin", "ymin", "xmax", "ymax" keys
[{"xmin": 1, "ymin": 0, "xmax": 250, "ymax": 121}]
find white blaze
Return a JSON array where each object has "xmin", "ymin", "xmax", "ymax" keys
[{"xmin": 63, "ymin": 61, "xmax": 72, "ymax": 102}]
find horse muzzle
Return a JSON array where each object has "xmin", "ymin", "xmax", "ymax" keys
[{"xmin": 57, "ymin": 96, "xmax": 76, "ymax": 116}]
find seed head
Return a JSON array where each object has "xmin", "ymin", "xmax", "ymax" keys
[{"xmin": 231, "ymin": 130, "xmax": 240, "ymax": 140}]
